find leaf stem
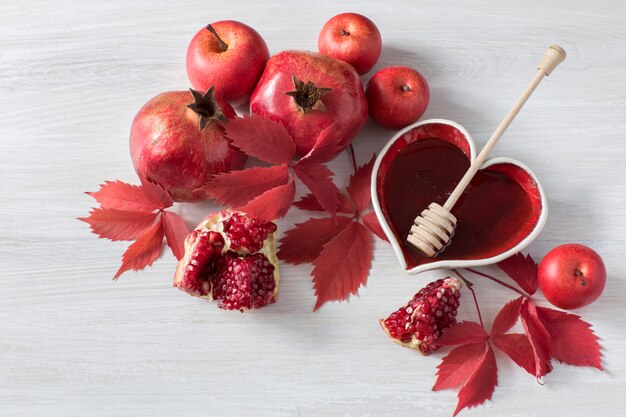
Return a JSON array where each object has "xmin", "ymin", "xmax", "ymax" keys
[
  {"xmin": 348, "ymin": 144, "xmax": 357, "ymax": 174},
  {"xmin": 452, "ymin": 269, "xmax": 484, "ymax": 329},
  {"xmin": 465, "ymin": 268, "xmax": 529, "ymax": 298}
]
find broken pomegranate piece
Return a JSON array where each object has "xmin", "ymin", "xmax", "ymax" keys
[
  {"xmin": 380, "ymin": 277, "xmax": 462, "ymax": 354},
  {"xmin": 173, "ymin": 210, "xmax": 279, "ymax": 312}
]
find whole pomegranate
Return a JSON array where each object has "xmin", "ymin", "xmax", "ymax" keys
[
  {"xmin": 130, "ymin": 88, "xmax": 247, "ymax": 202},
  {"xmin": 380, "ymin": 277, "xmax": 462, "ymax": 355},
  {"xmin": 250, "ymin": 50, "xmax": 368, "ymax": 158},
  {"xmin": 174, "ymin": 210, "xmax": 279, "ymax": 312},
  {"xmin": 538, "ymin": 243, "xmax": 606, "ymax": 310}
]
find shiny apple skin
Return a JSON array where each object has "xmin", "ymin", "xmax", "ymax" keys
[
  {"xmin": 250, "ymin": 50, "xmax": 368, "ymax": 158},
  {"xmin": 186, "ymin": 20, "xmax": 270, "ymax": 106},
  {"xmin": 129, "ymin": 91, "xmax": 246, "ymax": 202},
  {"xmin": 318, "ymin": 13, "xmax": 382, "ymax": 75},
  {"xmin": 538, "ymin": 244, "xmax": 607, "ymax": 310},
  {"xmin": 366, "ymin": 66, "xmax": 430, "ymax": 130}
]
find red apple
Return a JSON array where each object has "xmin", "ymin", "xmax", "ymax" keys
[
  {"xmin": 318, "ymin": 13, "xmax": 382, "ymax": 75},
  {"xmin": 130, "ymin": 88, "xmax": 247, "ymax": 202},
  {"xmin": 186, "ymin": 21, "xmax": 270, "ymax": 106},
  {"xmin": 366, "ymin": 66, "xmax": 429, "ymax": 130},
  {"xmin": 538, "ymin": 244, "xmax": 606, "ymax": 310}
]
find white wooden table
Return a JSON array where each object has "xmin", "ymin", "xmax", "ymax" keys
[{"xmin": 2, "ymin": 1, "xmax": 625, "ymax": 416}]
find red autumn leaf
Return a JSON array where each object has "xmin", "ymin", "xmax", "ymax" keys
[
  {"xmin": 438, "ymin": 321, "xmax": 488, "ymax": 346},
  {"xmin": 140, "ymin": 177, "xmax": 174, "ymax": 209},
  {"xmin": 347, "ymin": 154, "xmax": 376, "ymax": 213},
  {"xmin": 490, "ymin": 296, "xmax": 524, "ymax": 336},
  {"xmin": 453, "ymin": 344, "xmax": 498, "ymax": 417},
  {"xmin": 278, "ymin": 216, "xmax": 353, "ymax": 265},
  {"xmin": 235, "ymin": 177, "xmax": 296, "ymax": 221},
  {"xmin": 198, "ymin": 164, "xmax": 289, "ymax": 208},
  {"xmin": 361, "ymin": 212, "xmax": 389, "ymax": 242},
  {"xmin": 293, "ymin": 192, "xmax": 355, "ymax": 214},
  {"xmin": 78, "ymin": 208, "xmax": 158, "ymax": 241},
  {"xmin": 536, "ymin": 306, "xmax": 603, "ymax": 370},
  {"xmin": 433, "ymin": 342, "xmax": 487, "ymax": 391},
  {"xmin": 299, "ymin": 125, "xmax": 344, "ymax": 163},
  {"xmin": 492, "ymin": 333, "xmax": 536, "ymax": 375},
  {"xmin": 86, "ymin": 180, "xmax": 170, "ymax": 212},
  {"xmin": 497, "ymin": 252, "xmax": 538, "ymax": 295},
  {"xmin": 224, "ymin": 115, "xmax": 296, "ymax": 164},
  {"xmin": 113, "ymin": 215, "xmax": 165, "ymax": 279},
  {"xmin": 311, "ymin": 221, "xmax": 372, "ymax": 311},
  {"xmin": 293, "ymin": 161, "xmax": 341, "ymax": 215},
  {"xmin": 162, "ymin": 211, "xmax": 189, "ymax": 261},
  {"xmin": 519, "ymin": 299, "xmax": 553, "ymax": 378}
]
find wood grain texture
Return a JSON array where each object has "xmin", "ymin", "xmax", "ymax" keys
[{"xmin": 1, "ymin": 1, "xmax": 625, "ymax": 416}]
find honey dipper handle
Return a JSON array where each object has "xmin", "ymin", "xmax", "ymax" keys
[{"xmin": 443, "ymin": 45, "xmax": 566, "ymax": 211}]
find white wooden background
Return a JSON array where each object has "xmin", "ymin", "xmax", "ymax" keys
[{"xmin": 1, "ymin": 1, "xmax": 625, "ymax": 416}]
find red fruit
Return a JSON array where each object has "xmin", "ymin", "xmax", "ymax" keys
[
  {"xmin": 174, "ymin": 210, "xmax": 279, "ymax": 312},
  {"xmin": 250, "ymin": 50, "xmax": 368, "ymax": 158},
  {"xmin": 130, "ymin": 88, "xmax": 247, "ymax": 202},
  {"xmin": 318, "ymin": 13, "xmax": 382, "ymax": 75},
  {"xmin": 538, "ymin": 243, "xmax": 606, "ymax": 310},
  {"xmin": 380, "ymin": 277, "xmax": 462, "ymax": 354},
  {"xmin": 186, "ymin": 21, "xmax": 270, "ymax": 106},
  {"xmin": 366, "ymin": 66, "xmax": 430, "ymax": 130},
  {"xmin": 212, "ymin": 252, "xmax": 276, "ymax": 311}
]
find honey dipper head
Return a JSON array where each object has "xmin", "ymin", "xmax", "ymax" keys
[{"xmin": 406, "ymin": 203, "xmax": 457, "ymax": 257}]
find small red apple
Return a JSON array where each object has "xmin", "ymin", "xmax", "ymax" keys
[
  {"xmin": 186, "ymin": 21, "xmax": 270, "ymax": 106},
  {"xmin": 366, "ymin": 66, "xmax": 429, "ymax": 130},
  {"xmin": 538, "ymin": 244, "xmax": 606, "ymax": 310},
  {"xmin": 318, "ymin": 13, "xmax": 382, "ymax": 75}
]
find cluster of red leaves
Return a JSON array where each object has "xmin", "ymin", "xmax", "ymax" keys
[
  {"xmin": 432, "ymin": 254, "xmax": 603, "ymax": 416},
  {"xmin": 79, "ymin": 178, "xmax": 189, "ymax": 279},
  {"xmin": 198, "ymin": 115, "xmax": 346, "ymax": 221},
  {"xmin": 278, "ymin": 155, "xmax": 388, "ymax": 310}
]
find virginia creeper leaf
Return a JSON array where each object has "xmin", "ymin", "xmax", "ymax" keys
[
  {"xmin": 278, "ymin": 216, "xmax": 352, "ymax": 265},
  {"xmin": 235, "ymin": 178, "xmax": 296, "ymax": 221},
  {"xmin": 490, "ymin": 297, "xmax": 524, "ymax": 336},
  {"xmin": 492, "ymin": 333, "xmax": 536, "ymax": 375},
  {"xmin": 312, "ymin": 222, "xmax": 372, "ymax": 311},
  {"xmin": 433, "ymin": 342, "xmax": 487, "ymax": 391},
  {"xmin": 361, "ymin": 212, "xmax": 389, "ymax": 242},
  {"xmin": 140, "ymin": 177, "xmax": 174, "ymax": 209},
  {"xmin": 224, "ymin": 115, "xmax": 296, "ymax": 164},
  {"xmin": 87, "ymin": 180, "xmax": 169, "ymax": 212},
  {"xmin": 294, "ymin": 192, "xmax": 355, "ymax": 214},
  {"xmin": 453, "ymin": 344, "xmax": 498, "ymax": 417},
  {"xmin": 519, "ymin": 299, "xmax": 553, "ymax": 378},
  {"xmin": 78, "ymin": 208, "xmax": 158, "ymax": 241},
  {"xmin": 438, "ymin": 321, "xmax": 488, "ymax": 346},
  {"xmin": 198, "ymin": 164, "xmax": 289, "ymax": 208},
  {"xmin": 347, "ymin": 154, "xmax": 376, "ymax": 213},
  {"xmin": 162, "ymin": 211, "xmax": 189, "ymax": 261},
  {"xmin": 114, "ymin": 215, "xmax": 164, "ymax": 279},
  {"xmin": 536, "ymin": 306, "xmax": 603, "ymax": 370},
  {"xmin": 497, "ymin": 253, "xmax": 538, "ymax": 295},
  {"xmin": 299, "ymin": 125, "xmax": 344, "ymax": 163},
  {"xmin": 293, "ymin": 161, "xmax": 340, "ymax": 215}
]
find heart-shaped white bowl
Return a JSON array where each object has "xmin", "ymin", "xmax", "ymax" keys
[{"xmin": 371, "ymin": 119, "xmax": 548, "ymax": 275}]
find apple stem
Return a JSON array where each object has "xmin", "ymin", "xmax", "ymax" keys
[
  {"xmin": 206, "ymin": 24, "xmax": 228, "ymax": 52},
  {"xmin": 465, "ymin": 267, "xmax": 530, "ymax": 298},
  {"xmin": 401, "ymin": 84, "xmax": 410, "ymax": 92},
  {"xmin": 340, "ymin": 29, "xmax": 350, "ymax": 36},
  {"xmin": 575, "ymin": 269, "xmax": 587, "ymax": 286},
  {"xmin": 452, "ymin": 269, "xmax": 485, "ymax": 329},
  {"xmin": 348, "ymin": 145, "xmax": 357, "ymax": 174}
]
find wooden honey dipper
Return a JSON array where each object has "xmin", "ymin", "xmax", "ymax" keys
[{"xmin": 407, "ymin": 45, "xmax": 566, "ymax": 257}]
